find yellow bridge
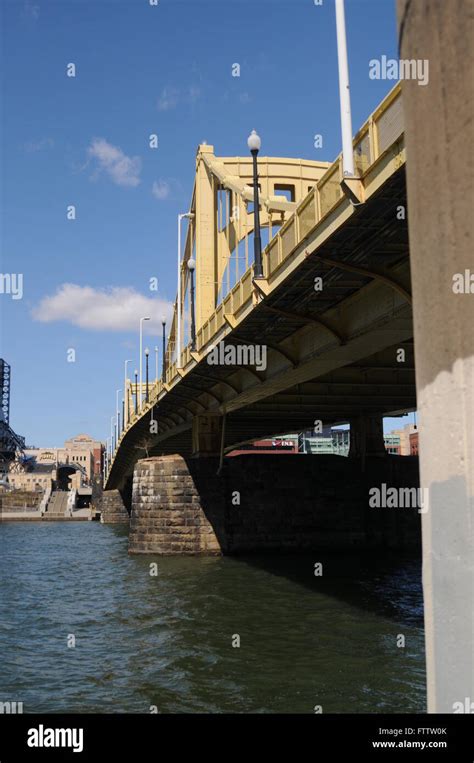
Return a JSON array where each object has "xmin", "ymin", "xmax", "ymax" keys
[{"xmin": 105, "ymin": 83, "xmax": 410, "ymax": 490}]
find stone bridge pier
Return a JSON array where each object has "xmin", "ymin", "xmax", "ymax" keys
[{"xmin": 127, "ymin": 452, "xmax": 421, "ymax": 556}]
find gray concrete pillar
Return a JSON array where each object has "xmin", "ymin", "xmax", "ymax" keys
[{"xmin": 397, "ymin": 0, "xmax": 474, "ymax": 713}]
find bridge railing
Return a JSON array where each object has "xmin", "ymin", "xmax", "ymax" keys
[
  {"xmin": 108, "ymin": 84, "xmax": 404, "ymax": 474},
  {"xmin": 261, "ymin": 85, "xmax": 402, "ymax": 281},
  {"xmin": 195, "ymin": 84, "xmax": 403, "ymax": 352}
]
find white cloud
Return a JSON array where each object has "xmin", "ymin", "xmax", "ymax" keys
[
  {"xmin": 151, "ymin": 180, "xmax": 171, "ymax": 200},
  {"xmin": 87, "ymin": 138, "xmax": 141, "ymax": 187},
  {"xmin": 22, "ymin": 1, "xmax": 40, "ymax": 20},
  {"xmin": 157, "ymin": 85, "xmax": 201, "ymax": 111},
  {"xmin": 32, "ymin": 284, "xmax": 173, "ymax": 333},
  {"xmin": 188, "ymin": 86, "xmax": 201, "ymax": 104},
  {"xmin": 157, "ymin": 87, "xmax": 180, "ymax": 112}
]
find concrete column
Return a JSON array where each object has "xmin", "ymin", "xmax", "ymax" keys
[
  {"xmin": 349, "ymin": 415, "xmax": 387, "ymax": 459},
  {"xmin": 192, "ymin": 413, "xmax": 222, "ymax": 457},
  {"xmin": 397, "ymin": 0, "xmax": 474, "ymax": 712}
]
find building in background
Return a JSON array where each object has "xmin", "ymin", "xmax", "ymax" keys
[
  {"xmin": 63, "ymin": 434, "xmax": 104, "ymax": 476},
  {"xmin": 384, "ymin": 424, "xmax": 418, "ymax": 456},
  {"xmin": 216, "ymin": 423, "xmax": 419, "ymax": 460},
  {"xmin": 384, "ymin": 433, "xmax": 401, "ymax": 455},
  {"xmin": 229, "ymin": 435, "xmax": 299, "ymax": 456},
  {"xmin": 7, "ymin": 463, "xmax": 55, "ymax": 492},
  {"xmin": 8, "ymin": 433, "xmax": 105, "ymax": 491},
  {"xmin": 299, "ymin": 427, "xmax": 351, "ymax": 455},
  {"xmin": 23, "ymin": 446, "xmax": 94, "ymax": 482},
  {"xmin": 410, "ymin": 430, "xmax": 419, "ymax": 456}
]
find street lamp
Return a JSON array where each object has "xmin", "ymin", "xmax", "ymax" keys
[
  {"xmin": 122, "ymin": 399, "xmax": 125, "ymax": 435},
  {"xmin": 247, "ymin": 129, "xmax": 263, "ymax": 278},
  {"xmin": 116, "ymin": 388, "xmax": 121, "ymax": 441},
  {"xmin": 145, "ymin": 347, "xmax": 150, "ymax": 403},
  {"xmin": 124, "ymin": 359, "xmax": 132, "ymax": 428},
  {"xmin": 177, "ymin": 212, "xmax": 194, "ymax": 368},
  {"xmin": 134, "ymin": 369, "xmax": 138, "ymax": 415},
  {"xmin": 139, "ymin": 316, "xmax": 150, "ymax": 411},
  {"xmin": 188, "ymin": 258, "xmax": 196, "ymax": 351},
  {"xmin": 161, "ymin": 315, "xmax": 167, "ymax": 379},
  {"xmin": 335, "ymin": 0, "xmax": 355, "ymax": 177},
  {"xmin": 110, "ymin": 415, "xmax": 115, "ymax": 453},
  {"xmin": 154, "ymin": 346, "xmax": 159, "ymax": 382}
]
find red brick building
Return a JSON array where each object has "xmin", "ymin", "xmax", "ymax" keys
[{"xmin": 410, "ymin": 430, "xmax": 419, "ymax": 456}]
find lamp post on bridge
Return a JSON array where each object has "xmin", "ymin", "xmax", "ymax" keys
[
  {"xmin": 124, "ymin": 359, "xmax": 132, "ymax": 429},
  {"xmin": 154, "ymin": 346, "xmax": 159, "ymax": 383},
  {"xmin": 110, "ymin": 415, "xmax": 115, "ymax": 454},
  {"xmin": 187, "ymin": 258, "xmax": 196, "ymax": 351},
  {"xmin": 247, "ymin": 129, "xmax": 263, "ymax": 279},
  {"xmin": 177, "ymin": 212, "xmax": 194, "ymax": 368},
  {"xmin": 139, "ymin": 316, "xmax": 150, "ymax": 411},
  {"xmin": 116, "ymin": 389, "xmax": 121, "ymax": 442},
  {"xmin": 145, "ymin": 348, "xmax": 149, "ymax": 403},
  {"xmin": 121, "ymin": 399, "xmax": 125, "ymax": 436},
  {"xmin": 134, "ymin": 369, "xmax": 138, "ymax": 415},
  {"xmin": 335, "ymin": 0, "xmax": 355, "ymax": 177},
  {"xmin": 161, "ymin": 316, "xmax": 167, "ymax": 380}
]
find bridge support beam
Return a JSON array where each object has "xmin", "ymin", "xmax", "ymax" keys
[
  {"xmin": 398, "ymin": 0, "xmax": 474, "ymax": 713},
  {"xmin": 349, "ymin": 415, "xmax": 387, "ymax": 460},
  {"xmin": 192, "ymin": 413, "xmax": 223, "ymax": 457}
]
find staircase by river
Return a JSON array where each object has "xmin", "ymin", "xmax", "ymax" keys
[{"xmin": 45, "ymin": 490, "xmax": 68, "ymax": 518}]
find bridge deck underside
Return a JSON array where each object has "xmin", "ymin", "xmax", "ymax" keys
[{"xmin": 108, "ymin": 168, "xmax": 413, "ymax": 489}]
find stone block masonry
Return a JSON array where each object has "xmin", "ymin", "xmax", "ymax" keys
[
  {"xmin": 99, "ymin": 489, "xmax": 130, "ymax": 524},
  {"xmin": 129, "ymin": 455, "xmax": 222, "ymax": 554},
  {"xmin": 128, "ymin": 453, "xmax": 421, "ymax": 555}
]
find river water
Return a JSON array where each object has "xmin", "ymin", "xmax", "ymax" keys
[{"xmin": 0, "ymin": 522, "xmax": 425, "ymax": 713}]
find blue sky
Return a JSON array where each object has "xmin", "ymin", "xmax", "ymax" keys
[{"xmin": 1, "ymin": 0, "xmax": 407, "ymax": 446}]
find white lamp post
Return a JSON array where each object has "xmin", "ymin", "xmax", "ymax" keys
[
  {"xmin": 116, "ymin": 388, "xmax": 121, "ymax": 438},
  {"xmin": 161, "ymin": 315, "xmax": 167, "ymax": 379},
  {"xmin": 124, "ymin": 359, "xmax": 132, "ymax": 428},
  {"xmin": 335, "ymin": 0, "xmax": 355, "ymax": 177},
  {"xmin": 139, "ymin": 316, "xmax": 150, "ymax": 411}
]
